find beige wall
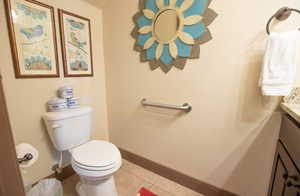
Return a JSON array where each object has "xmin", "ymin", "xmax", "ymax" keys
[
  {"xmin": 103, "ymin": 0, "xmax": 300, "ymax": 195},
  {"xmin": 0, "ymin": 0, "xmax": 108, "ymax": 186}
]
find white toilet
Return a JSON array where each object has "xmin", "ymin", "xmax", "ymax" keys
[{"xmin": 43, "ymin": 106, "xmax": 121, "ymax": 196}]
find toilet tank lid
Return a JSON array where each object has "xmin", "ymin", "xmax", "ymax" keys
[{"xmin": 43, "ymin": 106, "xmax": 92, "ymax": 121}]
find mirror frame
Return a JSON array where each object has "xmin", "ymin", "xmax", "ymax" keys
[{"xmin": 132, "ymin": 0, "xmax": 217, "ymax": 73}]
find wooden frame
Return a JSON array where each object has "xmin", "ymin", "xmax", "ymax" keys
[
  {"xmin": 58, "ymin": 9, "xmax": 94, "ymax": 77},
  {"xmin": 4, "ymin": 0, "xmax": 59, "ymax": 78}
]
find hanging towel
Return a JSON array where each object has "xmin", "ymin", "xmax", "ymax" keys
[{"xmin": 259, "ymin": 30, "xmax": 300, "ymax": 96}]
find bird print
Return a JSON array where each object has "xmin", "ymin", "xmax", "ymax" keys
[
  {"xmin": 20, "ymin": 25, "xmax": 44, "ymax": 39},
  {"xmin": 67, "ymin": 19, "xmax": 85, "ymax": 29},
  {"xmin": 70, "ymin": 32, "xmax": 87, "ymax": 49}
]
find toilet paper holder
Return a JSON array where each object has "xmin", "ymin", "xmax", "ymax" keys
[{"xmin": 18, "ymin": 153, "xmax": 33, "ymax": 164}]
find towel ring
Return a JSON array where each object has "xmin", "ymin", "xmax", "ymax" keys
[{"xmin": 266, "ymin": 7, "xmax": 300, "ymax": 35}]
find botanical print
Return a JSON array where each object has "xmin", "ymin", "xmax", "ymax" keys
[
  {"xmin": 59, "ymin": 10, "xmax": 93, "ymax": 77},
  {"xmin": 5, "ymin": 0, "xmax": 58, "ymax": 77}
]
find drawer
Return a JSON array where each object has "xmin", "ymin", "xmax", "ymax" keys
[{"xmin": 280, "ymin": 115, "xmax": 300, "ymax": 169}]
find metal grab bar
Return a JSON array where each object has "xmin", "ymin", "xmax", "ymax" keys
[{"xmin": 141, "ymin": 99, "xmax": 192, "ymax": 112}]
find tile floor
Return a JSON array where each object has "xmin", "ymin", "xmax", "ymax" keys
[{"xmin": 63, "ymin": 159, "xmax": 204, "ymax": 196}]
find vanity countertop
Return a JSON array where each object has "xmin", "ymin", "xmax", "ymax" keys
[{"xmin": 280, "ymin": 103, "xmax": 300, "ymax": 123}]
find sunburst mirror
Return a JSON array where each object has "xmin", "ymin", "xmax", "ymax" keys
[{"xmin": 132, "ymin": 0, "xmax": 217, "ymax": 73}]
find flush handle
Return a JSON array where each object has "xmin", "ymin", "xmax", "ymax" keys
[{"xmin": 51, "ymin": 124, "xmax": 61, "ymax": 129}]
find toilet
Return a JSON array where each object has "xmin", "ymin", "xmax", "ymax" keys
[{"xmin": 43, "ymin": 106, "xmax": 121, "ymax": 196}]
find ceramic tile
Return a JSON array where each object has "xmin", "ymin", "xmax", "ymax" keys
[
  {"xmin": 153, "ymin": 176, "xmax": 179, "ymax": 195},
  {"xmin": 121, "ymin": 159, "xmax": 136, "ymax": 172},
  {"xmin": 124, "ymin": 162, "xmax": 160, "ymax": 184},
  {"xmin": 127, "ymin": 180, "xmax": 153, "ymax": 196},
  {"xmin": 154, "ymin": 176, "xmax": 205, "ymax": 196},
  {"xmin": 62, "ymin": 174, "xmax": 79, "ymax": 196},
  {"xmin": 115, "ymin": 169, "xmax": 143, "ymax": 196},
  {"xmin": 150, "ymin": 185, "xmax": 175, "ymax": 196},
  {"xmin": 174, "ymin": 184, "xmax": 205, "ymax": 196},
  {"xmin": 62, "ymin": 160, "xmax": 205, "ymax": 196}
]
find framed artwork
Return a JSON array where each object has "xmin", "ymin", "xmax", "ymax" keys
[
  {"xmin": 4, "ymin": 0, "xmax": 59, "ymax": 78},
  {"xmin": 58, "ymin": 9, "xmax": 93, "ymax": 77}
]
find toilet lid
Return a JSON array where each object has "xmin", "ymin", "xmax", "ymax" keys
[{"xmin": 71, "ymin": 140, "xmax": 120, "ymax": 168}]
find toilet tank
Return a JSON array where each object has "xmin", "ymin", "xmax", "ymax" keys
[{"xmin": 43, "ymin": 107, "xmax": 93, "ymax": 151}]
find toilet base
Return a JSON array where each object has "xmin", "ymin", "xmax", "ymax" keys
[
  {"xmin": 76, "ymin": 182, "xmax": 85, "ymax": 196},
  {"xmin": 76, "ymin": 176, "xmax": 118, "ymax": 196}
]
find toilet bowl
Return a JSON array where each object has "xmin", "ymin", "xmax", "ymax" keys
[{"xmin": 70, "ymin": 140, "xmax": 122, "ymax": 196}]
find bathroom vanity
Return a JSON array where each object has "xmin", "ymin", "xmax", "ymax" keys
[{"xmin": 269, "ymin": 104, "xmax": 300, "ymax": 196}]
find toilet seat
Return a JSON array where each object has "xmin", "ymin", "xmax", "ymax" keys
[{"xmin": 70, "ymin": 140, "xmax": 121, "ymax": 173}]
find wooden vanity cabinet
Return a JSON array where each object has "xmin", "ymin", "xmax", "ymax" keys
[{"xmin": 269, "ymin": 115, "xmax": 300, "ymax": 196}]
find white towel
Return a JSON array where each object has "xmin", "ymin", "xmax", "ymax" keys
[{"xmin": 260, "ymin": 30, "xmax": 300, "ymax": 96}]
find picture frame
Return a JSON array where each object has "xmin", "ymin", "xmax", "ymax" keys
[
  {"xmin": 58, "ymin": 9, "xmax": 93, "ymax": 77},
  {"xmin": 4, "ymin": 0, "xmax": 59, "ymax": 78}
]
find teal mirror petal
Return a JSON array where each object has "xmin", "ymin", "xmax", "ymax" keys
[
  {"xmin": 145, "ymin": 0, "xmax": 159, "ymax": 13},
  {"xmin": 176, "ymin": 0, "xmax": 184, "ymax": 7},
  {"xmin": 175, "ymin": 38, "xmax": 191, "ymax": 57},
  {"xmin": 184, "ymin": 0, "xmax": 208, "ymax": 17},
  {"xmin": 146, "ymin": 42, "xmax": 158, "ymax": 60},
  {"xmin": 160, "ymin": 44, "xmax": 173, "ymax": 64},
  {"xmin": 164, "ymin": 0, "xmax": 170, "ymax": 6},
  {"xmin": 183, "ymin": 23, "xmax": 207, "ymax": 39},
  {"xmin": 136, "ymin": 15, "xmax": 152, "ymax": 28},
  {"xmin": 137, "ymin": 33, "xmax": 152, "ymax": 46}
]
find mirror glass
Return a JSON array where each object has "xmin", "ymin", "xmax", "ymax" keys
[{"xmin": 154, "ymin": 9, "xmax": 179, "ymax": 42}]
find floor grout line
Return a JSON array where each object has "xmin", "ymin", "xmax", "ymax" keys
[{"xmin": 62, "ymin": 160, "xmax": 204, "ymax": 196}]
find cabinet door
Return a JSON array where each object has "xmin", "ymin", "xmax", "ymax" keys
[
  {"xmin": 269, "ymin": 154, "xmax": 287, "ymax": 196},
  {"xmin": 284, "ymin": 175, "xmax": 300, "ymax": 196},
  {"xmin": 269, "ymin": 141, "xmax": 300, "ymax": 196},
  {"xmin": 284, "ymin": 186, "xmax": 298, "ymax": 196}
]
